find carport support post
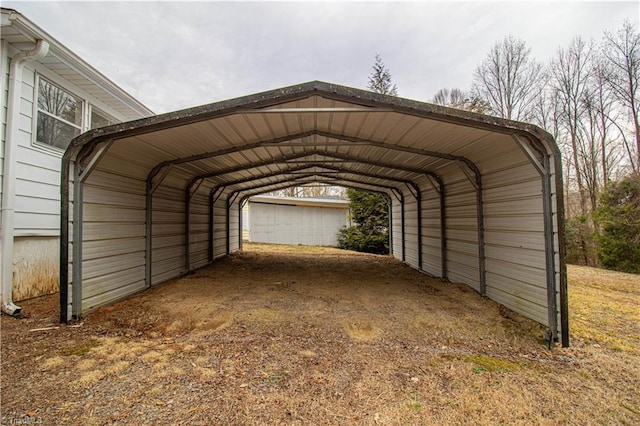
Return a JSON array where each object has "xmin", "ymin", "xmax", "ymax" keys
[
  {"xmin": 542, "ymin": 153, "xmax": 559, "ymax": 342},
  {"xmin": 184, "ymin": 178, "xmax": 204, "ymax": 274},
  {"xmin": 185, "ymin": 185, "xmax": 191, "ymax": 273},
  {"xmin": 208, "ymin": 190, "xmax": 214, "ymax": 262},
  {"xmin": 437, "ymin": 177, "xmax": 447, "ymax": 281},
  {"xmin": 416, "ymin": 186, "xmax": 422, "ymax": 270},
  {"xmin": 225, "ymin": 194, "xmax": 231, "ymax": 255},
  {"xmin": 457, "ymin": 161, "xmax": 486, "ymax": 295},
  {"xmin": 209, "ymin": 186, "xmax": 224, "ymax": 262},
  {"xmin": 145, "ymin": 164, "xmax": 174, "ymax": 288},
  {"xmin": 391, "ymin": 189, "xmax": 405, "ymax": 261},
  {"xmin": 406, "ymin": 183, "xmax": 423, "ymax": 270},
  {"xmin": 400, "ymin": 191, "xmax": 406, "ymax": 262},
  {"xmin": 71, "ymin": 160, "xmax": 83, "ymax": 318},
  {"xmin": 512, "ymin": 135, "xmax": 561, "ymax": 344},
  {"xmin": 239, "ymin": 197, "xmax": 248, "ymax": 251},
  {"xmin": 475, "ymin": 177, "xmax": 486, "ymax": 296},
  {"xmin": 387, "ymin": 194, "xmax": 393, "ymax": 255},
  {"xmin": 227, "ymin": 192, "xmax": 241, "ymax": 253},
  {"xmin": 145, "ymin": 179, "xmax": 153, "ymax": 287}
]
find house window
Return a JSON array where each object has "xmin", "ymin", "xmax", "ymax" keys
[
  {"xmin": 90, "ymin": 107, "xmax": 114, "ymax": 129},
  {"xmin": 36, "ymin": 78, "xmax": 83, "ymax": 150}
]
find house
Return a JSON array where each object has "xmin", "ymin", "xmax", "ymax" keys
[
  {"xmin": 1, "ymin": 8, "xmax": 153, "ymax": 314},
  {"xmin": 248, "ymin": 195, "xmax": 349, "ymax": 247}
]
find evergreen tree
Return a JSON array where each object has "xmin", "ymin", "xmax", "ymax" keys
[
  {"xmin": 336, "ymin": 55, "xmax": 399, "ymax": 254},
  {"xmin": 595, "ymin": 174, "xmax": 640, "ymax": 273},
  {"xmin": 367, "ymin": 54, "xmax": 398, "ymax": 96},
  {"xmin": 337, "ymin": 189, "xmax": 389, "ymax": 255}
]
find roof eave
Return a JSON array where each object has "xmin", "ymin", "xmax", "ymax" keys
[{"xmin": 1, "ymin": 7, "xmax": 154, "ymax": 118}]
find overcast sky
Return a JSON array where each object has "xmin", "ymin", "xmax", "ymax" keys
[{"xmin": 5, "ymin": 1, "xmax": 639, "ymax": 114}]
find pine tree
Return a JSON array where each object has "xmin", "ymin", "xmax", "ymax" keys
[
  {"xmin": 367, "ymin": 54, "xmax": 398, "ymax": 96},
  {"xmin": 336, "ymin": 57, "xmax": 399, "ymax": 254},
  {"xmin": 337, "ymin": 189, "xmax": 389, "ymax": 255}
]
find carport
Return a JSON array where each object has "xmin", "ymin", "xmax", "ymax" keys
[{"xmin": 60, "ymin": 81, "xmax": 568, "ymax": 346}]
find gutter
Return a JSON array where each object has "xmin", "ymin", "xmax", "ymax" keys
[{"xmin": 1, "ymin": 39, "xmax": 49, "ymax": 316}]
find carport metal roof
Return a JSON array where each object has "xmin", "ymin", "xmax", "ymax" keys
[{"xmin": 61, "ymin": 81, "xmax": 568, "ymax": 346}]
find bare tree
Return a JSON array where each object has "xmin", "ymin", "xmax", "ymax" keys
[
  {"xmin": 550, "ymin": 37, "xmax": 594, "ymax": 216},
  {"xmin": 432, "ymin": 88, "xmax": 466, "ymax": 106},
  {"xmin": 602, "ymin": 20, "xmax": 640, "ymax": 172},
  {"xmin": 531, "ymin": 83, "xmax": 562, "ymax": 140},
  {"xmin": 471, "ymin": 35, "xmax": 543, "ymax": 121},
  {"xmin": 432, "ymin": 87, "xmax": 490, "ymax": 113},
  {"xmin": 367, "ymin": 54, "xmax": 398, "ymax": 96},
  {"xmin": 266, "ymin": 184, "xmax": 343, "ymax": 198},
  {"xmin": 586, "ymin": 58, "xmax": 623, "ymax": 187}
]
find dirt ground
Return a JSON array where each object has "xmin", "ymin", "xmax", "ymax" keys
[{"xmin": 1, "ymin": 243, "xmax": 639, "ymax": 425}]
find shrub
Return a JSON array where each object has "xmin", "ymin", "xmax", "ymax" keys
[
  {"xmin": 337, "ymin": 226, "xmax": 389, "ymax": 255},
  {"xmin": 337, "ymin": 189, "xmax": 389, "ymax": 255},
  {"xmin": 595, "ymin": 174, "xmax": 640, "ymax": 273}
]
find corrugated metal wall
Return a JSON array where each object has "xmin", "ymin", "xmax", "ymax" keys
[
  {"xmin": 440, "ymin": 163, "xmax": 480, "ymax": 291},
  {"xmin": 403, "ymin": 194, "xmax": 419, "ymax": 269},
  {"xmin": 212, "ymin": 190, "xmax": 227, "ymax": 259},
  {"xmin": 390, "ymin": 197, "xmax": 403, "ymax": 261},
  {"xmin": 151, "ymin": 171, "xmax": 186, "ymax": 285},
  {"xmin": 417, "ymin": 174, "xmax": 443, "ymax": 277},
  {"xmin": 477, "ymin": 145, "xmax": 551, "ymax": 326},
  {"xmin": 228, "ymin": 197, "xmax": 241, "ymax": 253},
  {"xmin": 79, "ymin": 152, "xmax": 147, "ymax": 312},
  {"xmin": 188, "ymin": 186, "xmax": 210, "ymax": 271}
]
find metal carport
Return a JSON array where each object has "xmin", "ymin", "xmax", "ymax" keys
[{"xmin": 60, "ymin": 81, "xmax": 568, "ymax": 346}]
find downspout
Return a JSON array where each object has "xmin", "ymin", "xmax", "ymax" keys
[{"xmin": 1, "ymin": 40, "xmax": 50, "ymax": 316}]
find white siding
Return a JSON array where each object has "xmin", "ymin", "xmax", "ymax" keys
[
  {"xmin": 249, "ymin": 200, "xmax": 348, "ymax": 246},
  {"xmin": 12, "ymin": 65, "xmax": 61, "ymax": 236},
  {"xmin": 1, "ymin": 42, "xmax": 9, "ymax": 222}
]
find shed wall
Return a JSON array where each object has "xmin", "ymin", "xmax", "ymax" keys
[{"xmin": 248, "ymin": 200, "xmax": 348, "ymax": 246}]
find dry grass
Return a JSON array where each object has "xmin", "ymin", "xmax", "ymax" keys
[
  {"xmin": 1, "ymin": 244, "xmax": 639, "ymax": 425},
  {"xmin": 569, "ymin": 265, "xmax": 640, "ymax": 353}
]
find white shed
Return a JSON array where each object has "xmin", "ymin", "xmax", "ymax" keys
[
  {"xmin": 59, "ymin": 81, "xmax": 569, "ymax": 346},
  {"xmin": 0, "ymin": 7, "xmax": 153, "ymax": 313},
  {"xmin": 248, "ymin": 196, "xmax": 349, "ymax": 246}
]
